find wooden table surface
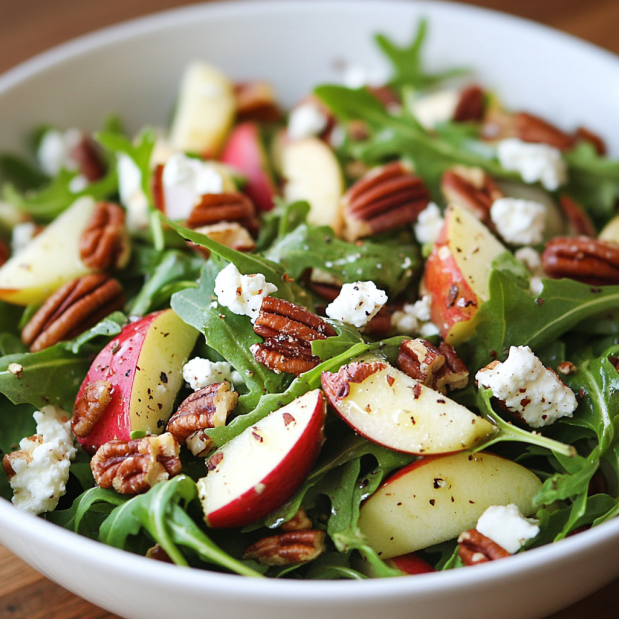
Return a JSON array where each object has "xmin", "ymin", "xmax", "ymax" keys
[{"xmin": 0, "ymin": 0, "xmax": 619, "ymax": 617}]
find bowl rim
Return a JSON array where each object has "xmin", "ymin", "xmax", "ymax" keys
[{"xmin": 1, "ymin": 0, "xmax": 619, "ymax": 601}]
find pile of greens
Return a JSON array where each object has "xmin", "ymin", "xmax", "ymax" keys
[{"xmin": 0, "ymin": 20, "xmax": 618, "ymax": 580}]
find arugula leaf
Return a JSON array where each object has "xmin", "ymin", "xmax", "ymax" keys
[
  {"xmin": 99, "ymin": 476, "xmax": 262, "ymax": 576},
  {"xmin": 305, "ymin": 552, "xmax": 367, "ymax": 580},
  {"xmin": 0, "ymin": 395, "xmax": 36, "ymax": 453},
  {"xmin": 375, "ymin": 19, "xmax": 468, "ymax": 93},
  {"xmin": 264, "ymin": 224, "xmax": 421, "ymax": 297},
  {"xmin": 0, "ymin": 154, "xmax": 48, "ymax": 192},
  {"xmin": 256, "ymin": 199, "xmax": 310, "ymax": 251},
  {"xmin": 311, "ymin": 320, "xmax": 364, "ymax": 360},
  {"xmin": 458, "ymin": 270, "xmax": 619, "ymax": 374}
]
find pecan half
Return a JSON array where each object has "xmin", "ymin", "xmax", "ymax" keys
[
  {"xmin": 70, "ymin": 133, "xmax": 106, "ymax": 182},
  {"xmin": 189, "ymin": 222, "xmax": 256, "ymax": 258},
  {"xmin": 167, "ymin": 382, "xmax": 238, "ymax": 456},
  {"xmin": 72, "ymin": 380, "xmax": 113, "ymax": 439},
  {"xmin": 542, "ymin": 236, "xmax": 619, "ymax": 285},
  {"xmin": 0, "ymin": 239, "xmax": 8, "ymax": 267},
  {"xmin": 3, "ymin": 436, "xmax": 42, "ymax": 481},
  {"xmin": 234, "ymin": 82, "xmax": 282, "ymax": 123},
  {"xmin": 243, "ymin": 530, "xmax": 326, "ymax": 566},
  {"xmin": 458, "ymin": 529, "xmax": 511, "ymax": 565},
  {"xmin": 251, "ymin": 297, "xmax": 336, "ymax": 375},
  {"xmin": 453, "ymin": 85, "xmax": 486, "ymax": 123},
  {"xmin": 441, "ymin": 165, "xmax": 503, "ymax": 224},
  {"xmin": 91, "ymin": 433, "xmax": 181, "ymax": 494},
  {"xmin": 515, "ymin": 112, "xmax": 574, "ymax": 151},
  {"xmin": 341, "ymin": 162, "xmax": 430, "ymax": 242},
  {"xmin": 574, "ymin": 126, "xmax": 606, "ymax": 156},
  {"xmin": 186, "ymin": 192, "xmax": 259, "ymax": 237},
  {"xmin": 559, "ymin": 195, "xmax": 596, "ymax": 237},
  {"xmin": 281, "ymin": 508, "xmax": 313, "ymax": 532},
  {"xmin": 80, "ymin": 202, "xmax": 131, "ymax": 270},
  {"xmin": 21, "ymin": 274, "xmax": 125, "ymax": 352}
]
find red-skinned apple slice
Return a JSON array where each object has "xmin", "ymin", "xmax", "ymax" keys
[
  {"xmin": 76, "ymin": 309, "xmax": 199, "ymax": 454},
  {"xmin": 321, "ymin": 361, "xmax": 495, "ymax": 455},
  {"xmin": 198, "ymin": 389, "xmax": 326, "ymax": 528},
  {"xmin": 358, "ymin": 451, "xmax": 542, "ymax": 559},
  {"xmin": 220, "ymin": 122, "xmax": 278, "ymax": 212},
  {"xmin": 423, "ymin": 204, "xmax": 505, "ymax": 346},
  {"xmin": 388, "ymin": 552, "xmax": 435, "ymax": 575}
]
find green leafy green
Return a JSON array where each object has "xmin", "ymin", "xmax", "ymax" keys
[
  {"xmin": 264, "ymin": 224, "xmax": 421, "ymax": 297},
  {"xmin": 0, "ymin": 395, "xmax": 36, "ymax": 453},
  {"xmin": 0, "ymin": 154, "xmax": 48, "ymax": 193},
  {"xmin": 256, "ymin": 199, "xmax": 310, "ymax": 251}
]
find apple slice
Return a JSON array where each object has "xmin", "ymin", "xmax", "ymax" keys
[
  {"xmin": 76, "ymin": 309, "xmax": 199, "ymax": 454},
  {"xmin": 423, "ymin": 204, "xmax": 505, "ymax": 346},
  {"xmin": 388, "ymin": 552, "xmax": 435, "ymax": 575},
  {"xmin": 0, "ymin": 196, "xmax": 97, "ymax": 305},
  {"xmin": 198, "ymin": 389, "xmax": 326, "ymax": 528},
  {"xmin": 358, "ymin": 451, "xmax": 542, "ymax": 559},
  {"xmin": 220, "ymin": 122, "xmax": 278, "ymax": 212},
  {"xmin": 321, "ymin": 361, "xmax": 495, "ymax": 455},
  {"xmin": 169, "ymin": 61, "xmax": 236, "ymax": 157},
  {"xmin": 281, "ymin": 137, "xmax": 345, "ymax": 236}
]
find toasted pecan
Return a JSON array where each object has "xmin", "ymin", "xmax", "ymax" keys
[
  {"xmin": 243, "ymin": 530, "xmax": 326, "ymax": 565},
  {"xmin": 71, "ymin": 380, "xmax": 113, "ymax": 440},
  {"xmin": 234, "ymin": 82, "xmax": 282, "ymax": 123},
  {"xmin": 458, "ymin": 529, "xmax": 511, "ymax": 565},
  {"xmin": 80, "ymin": 202, "xmax": 131, "ymax": 270},
  {"xmin": 515, "ymin": 112, "xmax": 574, "ymax": 151},
  {"xmin": 453, "ymin": 85, "xmax": 486, "ymax": 123}
]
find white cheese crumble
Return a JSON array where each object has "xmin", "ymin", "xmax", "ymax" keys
[
  {"xmin": 287, "ymin": 102, "xmax": 328, "ymax": 140},
  {"xmin": 214, "ymin": 263, "xmax": 278, "ymax": 323},
  {"xmin": 515, "ymin": 247, "xmax": 546, "ymax": 296},
  {"xmin": 117, "ymin": 154, "xmax": 150, "ymax": 232},
  {"xmin": 414, "ymin": 202, "xmax": 444, "ymax": 245},
  {"xmin": 183, "ymin": 358, "xmax": 235, "ymax": 391},
  {"xmin": 411, "ymin": 89, "xmax": 460, "ymax": 130},
  {"xmin": 497, "ymin": 138, "xmax": 567, "ymax": 191},
  {"xmin": 391, "ymin": 294, "xmax": 439, "ymax": 336},
  {"xmin": 490, "ymin": 197, "xmax": 546, "ymax": 246},
  {"xmin": 11, "ymin": 221, "xmax": 37, "ymax": 255},
  {"xmin": 8, "ymin": 406, "xmax": 76, "ymax": 515},
  {"xmin": 37, "ymin": 128, "xmax": 82, "ymax": 176},
  {"xmin": 326, "ymin": 281, "xmax": 387, "ymax": 329},
  {"xmin": 476, "ymin": 345, "xmax": 577, "ymax": 428},
  {"xmin": 68, "ymin": 174, "xmax": 88, "ymax": 193},
  {"xmin": 476, "ymin": 504, "xmax": 540, "ymax": 554}
]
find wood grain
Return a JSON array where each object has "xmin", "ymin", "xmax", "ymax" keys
[{"xmin": 0, "ymin": 1, "xmax": 618, "ymax": 618}]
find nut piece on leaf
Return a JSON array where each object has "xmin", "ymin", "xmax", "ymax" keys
[
  {"xmin": 457, "ymin": 529, "xmax": 511, "ymax": 566},
  {"xmin": 251, "ymin": 297, "xmax": 336, "ymax": 376},
  {"xmin": 341, "ymin": 162, "xmax": 430, "ymax": 242},
  {"xmin": 80, "ymin": 202, "xmax": 131, "ymax": 270},
  {"xmin": 186, "ymin": 192, "xmax": 259, "ymax": 236},
  {"xmin": 281, "ymin": 508, "xmax": 313, "ymax": 532},
  {"xmin": 243, "ymin": 530, "xmax": 326, "ymax": 565},
  {"xmin": 515, "ymin": 112, "xmax": 574, "ymax": 151},
  {"xmin": 72, "ymin": 380, "xmax": 113, "ymax": 439},
  {"xmin": 167, "ymin": 382, "xmax": 238, "ymax": 456},
  {"xmin": 452, "ymin": 85, "xmax": 486, "ymax": 123},
  {"xmin": 21, "ymin": 273, "xmax": 125, "ymax": 352},
  {"xmin": 69, "ymin": 133, "xmax": 106, "ymax": 182},
  {"xmin": 91, "ymin": 433, "xmax": 181, "ymax": 495},
  {"xmin": 189, "ymin": 222, "xmax": 256, "ymax": 258}
]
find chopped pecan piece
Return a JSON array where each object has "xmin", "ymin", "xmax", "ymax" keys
[
  {"xmin": 453, "ymin": 85, "xmax": 486, "ymax": 123},
  {"xmin": 3, "ymin": 436, "xmax": 42, "ymax": 481},
  {"xmin": 281, "ymin": 508, "xmax": 313, "ymax": 532},
  {"xmin": 441, "ymin": 165, "xmax": 503, "ymax": 224},
  {"xmin": 398, "ymin": 339, "xmax": 469, "ymax": 394},
  {"xmin": 0, "ymin": 239, "xmax": 8, "ymax": 267},
  {"xmin": 189, "ymin": 222, "xmax": 256, "ymax": 258},
  {"xmin": 361, "ymin": 306, "xmax": 392, "ymax": 338},
  {"xmin": 558, "ymin": 195, "xmax": 596, "ymax": 237},
  {"xmin": 542, "ymin": 236, "xmax": 619, "ymax": 285},
  {"xmin": 234, "ymin": 82, "xmax": 281, "ymax": 123},
  {"xmin": 515, "ymin": 112, "xmax": 574, "ymax": 151},
  {"xmin": 72, "ymin": 380, "xmax": 113, "ymax": 439},
  {"xmin": 69, "ymin": 133, "xmax": 106, "ymax": 182},
  {"xmin": 91, "ymin": 433, "xmax": 181, "ymax": 495},
  {"xmin": 80, "ymin": 202, "xmax": 131, "ymax": 270},
  {"xmin": 243, "ymin": 530, "xmax": 326, "ymax": 566},
  {"xmin": 251, "ymin": 297, "xmax": 336, "ymax": 376},
  {"xmin": 21, "ymin": 274, "xmax": 125, "ymax": 352},
  {"xmin": 166, "ymin": 382, "xmax": 238, "ymax": 456},
  {"xmin": 186, "ymin": 191, "xmax": 259, "ymax": 237},
  {"xmin": 458, "ymin": 529, "xmax": 511, "ymax": 565},
  {"xmin": 341, "ymin": 162, "xmax": 430, "ymax": 242}
]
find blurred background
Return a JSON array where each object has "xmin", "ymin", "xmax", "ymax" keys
[{"xmin": 0, "ymin": 0, "xmax": 618, "ymax": 75}]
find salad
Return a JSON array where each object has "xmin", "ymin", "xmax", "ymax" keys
[{"xmin": 0, "ymin": 19, "xmax": 619, "ymax": 580}]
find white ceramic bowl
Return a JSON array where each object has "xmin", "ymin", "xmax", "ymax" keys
[{"xmin": 1, "ymin": 2, "xmax": 619, "ymax": 619}]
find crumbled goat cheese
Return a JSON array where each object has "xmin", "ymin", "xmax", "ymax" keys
[
  {"xmin": 8, "ymin": 406, "xmax": 76, "ymax": 515},
  {"xmin": 287, "ymin": 102, "xmax": 328, "ymax": 140},
  {"xmin": 183, "ymin": 358, "xmax": 234, "ymax": 391},
  {"xmin": 391, "ymin": 295, "xmax": 438, "ymax": 336},
  {"xmin": 476, "ymin": 345, "xmax": 577, "ymax": 428},
  {"xmin": 414, "ymin": 202, "xmax": 445, "ymax": 245},
  {"xmin": 490, "ymin": 198, "xmax": 546, "ymax": 246},
  {"xmin": 37, "ymin": 128, "xmax": 82, "ymax": 176},
  {"xmin": 117, "ymin": 154, "xmax": 149, "ymax": 232},
  {"xmin": 214, "ymin": 263, "xmax": 278, "ymax": 323},
  {"xmin": 326, "ymin": 281, "xmax": 387, "ymax": 329},
  {"xmin": 515, "ymin": 247, "xmax": 546, "ymax": 296},
  {"xmin": 411, "ymin": 89, "xmax": 460, "ymax": 130},
  {"xmin": 162, "ymin": 153, "xmax": 224, "ymax": 220},
  {"xmin": 476, "ymin": 504, "xmax": 540, "ymax": 554},
  {"xmin": 497, "ymin": 138, "xmax": 567, "ymax": 191},
  {"xmin": 11, "ymin": 222, "xmax": 37, "ymax": 255},
  {"xmin": 68, "ymin": 174, "xmax": 88, "ymax": 193},
  {"xmin": 310, "ymin": 268, "xmax": 343, "ymax": 287}
]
